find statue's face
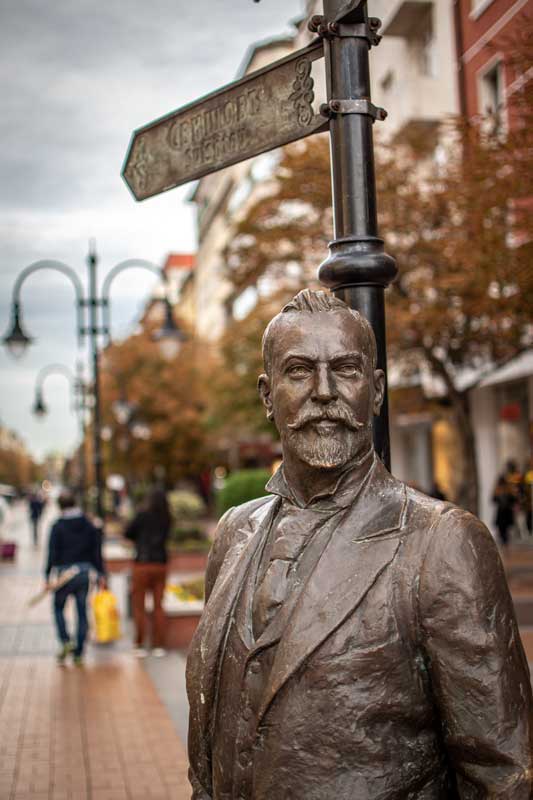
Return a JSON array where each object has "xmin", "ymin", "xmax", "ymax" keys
[{"xmin": 259, "ymin": 311, "xmax": 384, "ymax": 470}]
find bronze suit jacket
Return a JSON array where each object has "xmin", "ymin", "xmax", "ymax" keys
[{"xmin": 187, "ymin": 458, "xmax": 533, "ymax": 799}]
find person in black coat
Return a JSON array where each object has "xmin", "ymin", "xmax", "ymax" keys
[
  {"xmin": 124, "ymin": 488, "xmax": 172, "ymax": 657},
  {"xmin": 492, "ymin": 474, "xmax": 516, "ymax": 547},
  {"xmin": 45, "ymin": 490, "xmax": 105, "ymax": 664}
]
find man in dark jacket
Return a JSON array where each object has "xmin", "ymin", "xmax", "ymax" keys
[{"xmin": 45, "ymin": 490, "xmax": 105, "ymax": 664}]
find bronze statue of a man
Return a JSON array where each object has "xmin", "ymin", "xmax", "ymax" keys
[{"xmin": 187, "ymin": 289, "xmax": 533, "ymax": 799}]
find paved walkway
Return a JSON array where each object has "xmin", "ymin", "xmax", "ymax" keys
[
  {"xmin": 0, "ymin": 502, "xmax": 191, "ymax": 800},
  {"xmin": 1, "ymin": 500, "xmax": 532, "ymax": 800}
]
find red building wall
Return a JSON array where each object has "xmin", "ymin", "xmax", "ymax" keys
[{"xmin": 457, "ymin": 0, "xmax": 532, "ymax": 124}]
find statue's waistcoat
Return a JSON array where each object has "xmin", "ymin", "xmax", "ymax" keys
[{"xmin": 211, "ymin": 553, "xmax": 278, "ymax": 800}]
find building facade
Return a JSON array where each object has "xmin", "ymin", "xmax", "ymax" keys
[
  {"xmin": 186, "ymin": 0, "xmax": 532, "ymax": 527},
  {"xmin": 456, "ymin": 0, "xmax": 530, "ymax": 129}
]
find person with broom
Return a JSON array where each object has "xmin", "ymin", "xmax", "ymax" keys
[{"xmin": 44, "ymin": 490, "xmax": 106, "ymax": 665}]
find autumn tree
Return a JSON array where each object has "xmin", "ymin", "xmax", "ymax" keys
[
  {"xmin": 221, "ymin": 25, "xmax": 533, "ymax": 513},
  {"xmin": 0, "ymin": 435, "xmax": 40, "ymax": 491},
  {"xmin": 98, "ymin": 329, "xmax": 214, "ymax": 489}
]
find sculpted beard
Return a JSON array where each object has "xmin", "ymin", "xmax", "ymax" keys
[{"xmin": 283, "ymin": 406, "xmax": 369, "ymax": 469}]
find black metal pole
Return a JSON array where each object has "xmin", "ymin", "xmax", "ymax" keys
[
  {"xmin": 75, "ymin": 361, "xmax": 87, "ymax": 511},
  {"xmin": 317, "ymin": 2, "xmax": 397, "ymax": 468},
  {"xmin": 87, "ymin": 245, "xmax": 104, "ymax": 518}
]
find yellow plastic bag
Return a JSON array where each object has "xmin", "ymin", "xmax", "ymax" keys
[{"xmin": 91, "ymin": 589, "xmax": 121, "ymax": 643}]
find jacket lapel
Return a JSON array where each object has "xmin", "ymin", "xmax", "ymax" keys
[
  {"xmin": 258, "ymin": 461, "xmax": 407, "ymax": 722},
  {"xmin": 187, "ymin": 495, "xmax": 280, "ymax": 739}
]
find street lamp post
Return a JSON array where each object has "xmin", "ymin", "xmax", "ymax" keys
[
  {"xmin": 31, "ymin": 361, "xmax": 89, "ymax": 507},
  {"xmin": 3, "ymin": 244, "xmax": 184, "ymax": 519}
]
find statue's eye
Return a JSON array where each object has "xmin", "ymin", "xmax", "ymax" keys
[
  {"xmin": 288, "ymin": 364, "xmax": 311, "ymax": 378},
  {"xmin": 335, "ymin": 363, "xmax": 360, "ymax": 377}
]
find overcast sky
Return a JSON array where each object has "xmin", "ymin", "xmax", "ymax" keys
[{"xmin": 0, "ymin": 0, "xmax": 302, "ymax": 461}]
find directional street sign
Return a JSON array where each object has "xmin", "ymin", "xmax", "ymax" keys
[
  {"xmin": 121, "ymin": 1, "xmax": 397, "ymax": 466},
  {"xmin": 122, "ymin": 41, "xmax": 327, "ymax": 201}
]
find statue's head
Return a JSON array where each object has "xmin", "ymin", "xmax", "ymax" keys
[{"xmin": 258, "ymin": 289, "xmax": 384, "ymax": 470}]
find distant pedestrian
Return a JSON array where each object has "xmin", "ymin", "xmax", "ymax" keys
[
  {"xmin": 524, "ymin": 458, "xmax": 533, "ymax": 535},
  {"xmin": 504, "ymin": 460, "xmax": 529, "ymax": 538},
  {"xmin": 28, "ymin": 491, "xmax": 45, "ymax": 546},
  {"xmin": 0, "ymin": 493, "xmax": 10, "ymax": 538},
  {"xmin": 430, "ymin": 482, "xmax": 447, "ymax": 502},
  {"xmin": 44, "ymin": 490, "xmax": 106, "ymax": 665},
  {"xmin": 492, "ymin": 475, "xmax": 516, "ymax": 548},
  {"xmin": 125, "ymin": 488, "xmax": 172, "ymax": 658}
]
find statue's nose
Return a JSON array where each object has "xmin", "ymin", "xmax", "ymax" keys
[{"xmin": 311, "ymin": 364, "xmax": 337, "ymax": 403}]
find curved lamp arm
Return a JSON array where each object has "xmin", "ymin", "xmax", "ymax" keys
[
  {"xmin": 36, "ymin": 363, "xmax": 75, "ymax": 391},
  {"xmin": 33, "ymin": 363, "xmax": 75, "ymax": 416},
  {"xmin": 101, "ymin": 259, "xmax": 163, "ymax": 344},
  {"xmin": 11, "ymin": 260, "xmax": 86, "ymax": 347}
]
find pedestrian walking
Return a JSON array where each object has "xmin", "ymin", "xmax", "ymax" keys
[
  {"xmin": 492, "ymin": 474, "xmax": 516, "ymax": 548},
  {"xmin": 44, "ymin": 490, "xmax": 106, "ymax": 665},
  {"xmin": 124, "ymin": 488, "xmax": 172, "ymax": 657},
  {"xmin": 524, "ymin": 457, "xmax": 533, "ymax": 535},
  {"xmin": 429, "ymin": 482, "xmax": 447, "ymax": 502},
  {"xmin": 0, "ymin": 492, "xmax": 10, "ymax": 538},
  {"xmin": 28, "ymin": 490, "xmax": 45, "ymax": 547}
]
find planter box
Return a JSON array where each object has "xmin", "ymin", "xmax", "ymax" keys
[
  {"xmin": 164, "ymin": 610, "xmax": 203, "ymax": 649},
  {"xmin": 103, "ymin": 541, "xmax": 134, "ymax": 574},
  {"xmin": 169, "ymin": 551, "xmax": 209, "ymax": 572},
  {"xmin": 163, "ymin": 597, "xmax": 204, "ymax": 650},
  {"xmin": 103, "ymin": 542, "xmax": 209, "ymax": 575}
]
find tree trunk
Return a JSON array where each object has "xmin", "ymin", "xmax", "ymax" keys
[{"xmin": 424, "ymin": 351, "xmax": 479, "ymax": 515}]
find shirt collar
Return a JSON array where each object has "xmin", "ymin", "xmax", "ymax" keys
[
  {"xmin": 266, "ymin": 449, "xmax": 376, "ymax": 510},
  {"xmin": 61, "ymin": 507, "xmax": 82, "ymax": 519}
]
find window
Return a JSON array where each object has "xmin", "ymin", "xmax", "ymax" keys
[
  {"xmin": 380, "ymin": 69, "xmax": 394, "ymax": 93},
  {"xmin": 479, "ymin": 60, "xmax": 506, "ymax": 137},
  {"xmin": 470, "ymin": 0, "xmax": 496, "ymax": 20},
  {"xmin": 407, "ymin": 6, "xmax": 436, "ymax": 78}
]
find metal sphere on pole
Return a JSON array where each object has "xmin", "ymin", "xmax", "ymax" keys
[{"xmin": 315, "ymin": 0, "xmax": 397, "ymax": 468}]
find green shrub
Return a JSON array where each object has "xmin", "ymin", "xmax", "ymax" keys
[
  {"xmin": 168, "ymin": 490, "xmax": 206, "ymax": 520},
  {"xmin": 168, "ymin": 523, "xmax": 211, "ymax": 552},
  {"xmin": 217, "ymin": 468, "xmax": 271, "ymax": 516},
  {"xmin": 170, "ymin": 524, "xmax": 204, "ymax": 544},
  {"xmin": 168, "ymin": 538, "xmax": 211, "ymax": 553}
]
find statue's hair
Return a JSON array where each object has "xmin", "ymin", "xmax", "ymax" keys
[{"xmin": 262, "ymin": 289, "xmax": 377, "ymax": 375}]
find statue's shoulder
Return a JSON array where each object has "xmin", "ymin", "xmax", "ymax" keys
[
  {"xmin": 211, "ymin": 494, "xmax": 277, "ymax": 557},
  {"xmin": 205, "ymin": 495, "xmax": 277, "ymax": 599},
  {"xmin": 399, "ymin": 483, "xmax": 499, "ymax": 576},
  {"xmin": 218, "ymin": 493, "xmax": 276, "ymax": 534}
]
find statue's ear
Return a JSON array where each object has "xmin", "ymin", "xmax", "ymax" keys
[
  {"xmin": 258, "ymin": 374, "xmax": 274, "ymax": 421},
  {"xmin": 373, "ymin": 369, "xmax": 385, "ymax": 416}
]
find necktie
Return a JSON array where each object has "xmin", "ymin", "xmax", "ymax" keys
[{"xmin": 252, "ymin": 511, "xmax": 313, "ymax": 638}]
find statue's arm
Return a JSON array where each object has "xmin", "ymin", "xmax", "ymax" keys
[
  {"xmin": 188, "ymin": 768, "xmax": 211, "ymax": 800},
  {"xmin": 188, "ymin": 506, "xmax": 238, "ymax": 800},
  {"xmin": 204, "ymin": 505, "xmax": 237, "ymax": 602},
  {"xmin": 419, "ymin": 509, "xmax": 533, "ymax": 797}
]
